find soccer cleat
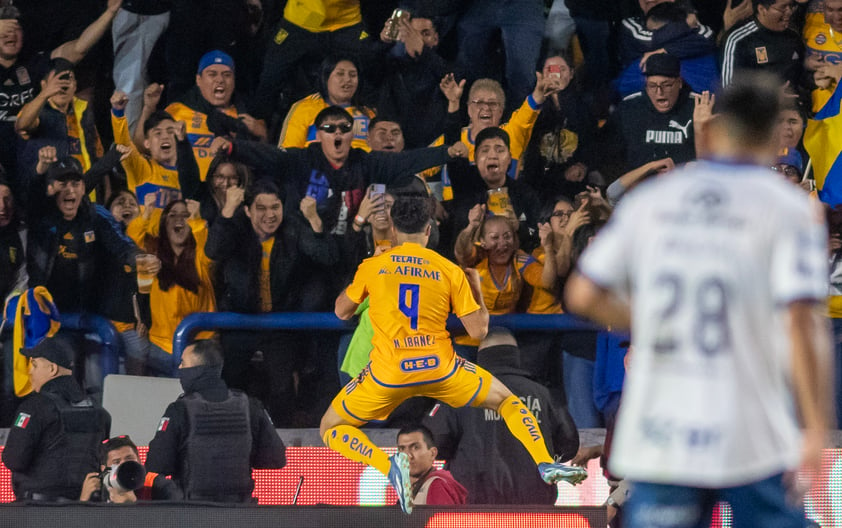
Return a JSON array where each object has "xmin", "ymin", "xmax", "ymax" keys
[
  {"xmin": 538, "ymin": 462, "xmax": 589, "ymax": 486},
  {"xmin": 388, "ymin": 452, "xmax": 413, "ymax": 514}
]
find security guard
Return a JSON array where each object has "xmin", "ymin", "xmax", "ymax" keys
[
  {"xmin": 145, "ymin": 339, "xmax": 286, "ymax": 501},
  {"xmin": 2, "ymin": 336, "xmax": 111, "ymax": 501}
]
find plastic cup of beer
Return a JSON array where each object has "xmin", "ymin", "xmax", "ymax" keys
[{"xmin": 135, "ymin": 254, "xmax": 156, "ymax": 294}]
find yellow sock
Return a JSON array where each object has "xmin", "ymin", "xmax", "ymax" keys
[
  {"xmin": 498, "ymin": 394, "xmax": 553, "ymax": 465},
  {"xmin": 323, "ymin": 424, "xmax": 392, "ymax": 476}
]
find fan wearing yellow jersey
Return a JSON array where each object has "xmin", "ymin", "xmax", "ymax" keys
[{"xmin": 320, "ymin": 194, "xmax": 587, "ymax": 514}]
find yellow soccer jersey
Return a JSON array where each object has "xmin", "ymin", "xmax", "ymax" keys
[
  {"xmin": 426, "ymin": 95, "xmax": 541, "ymax": 200},
  {"xmin": 111, "ymin": 110, "xmax": 182, "ymax": 208},
  {"xmin": 526, "ymin": 247, "xmax": 562, "ymax": 314},
  {"xmin": 283, "ymin": 0, "xmax": 362, "ymax": 33},
  {"xmin": 475, "ymin": 250, "xmax": 543, "ymax": 315},
  {"xmin": 278, "ymin": 93, "xmax": 374, "ymax": 151},
  {"xmin": 454, "ymin": 250, "xmax": 543, "ymax": 346},
  {"xmin": 166, "ymin": 102, "xmax": 239, "ymax": 180},
  {"xmin": 804, "ymin": 17, "xmax": 842, "ymax": 64},
  {"xmin": 344, "ymin": 242, "xmax": 480, "ymax": 386},
  {"xmin": 127, "ymin": 209, "xmax": 215, "ymax": 353}
]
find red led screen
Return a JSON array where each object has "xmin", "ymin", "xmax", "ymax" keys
[{"xmin": 0, "ymin": 446, "xmax": 838, "ymax": 527}]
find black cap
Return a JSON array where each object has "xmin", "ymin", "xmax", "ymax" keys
[
  {"xmin": 474, "ymin": 126, "xmax": 511, "ymax": 151},
  {"xmin": 0, "ymin": 5, "xmax": 21, "ymax": 20},
  {"xmin": 46, "ymin": 157, "xmax": 84, "ymax": 183},
  {"xmin": 47, "ymin": 57, "xmax": 74, "ymax": 77},
  {"xmin": 644, "ymin": 53, "xmax": 681, "ymax": 78},
  {"xmin": 23, "ymin": 337, "xmax": 74, "ymax": 370}
]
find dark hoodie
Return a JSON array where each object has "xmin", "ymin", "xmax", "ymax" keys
[
  {"xmin": 598, "ymin": 82, "xmax": 697, "ymax": 180},
  {"xmin": 424, "ymin": 343, "xmax": 579, "ymax": 504}
]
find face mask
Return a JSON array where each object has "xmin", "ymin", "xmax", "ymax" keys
[{"xmin": 177, "ymin": 365, "xmax": 222, "ymax": 392}]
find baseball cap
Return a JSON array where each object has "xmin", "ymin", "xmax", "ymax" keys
[
  {"xmin": 47, "ymin": 57, "xmax": 74, "ymax": 78},
  {"xmin": 644, "ymin": 53, "xmax": 681, "ymax": 78},
  {"xmin": 46, "ymin": 157, "xmax": 84, "ymax": 183},
  {"xmin": 0, "ymin": 5, "xmax": 20, "ymax": 20},
  {"xmin": 23, "ymin": 337, "xmax": 74, "ymax": 370},
  {"xmin": 777, "ymin": 148, "xmax": 803, "ymax": 172},
  {"xmin": 197, "ymin": 50, "xmax": 235, "ymax": 75}
]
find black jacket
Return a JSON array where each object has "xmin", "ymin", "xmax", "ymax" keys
[
  {"xmin": 521, "ymin": 87, "xmax": 599, "ymax": 206},
  {"xmin": 373, "ymin": 45, "xmax": 454, "ymax": 149},
  {"xmin": 720, "ymin": 18, "xmax": 804, "ymax": 88},
  {"xmin": 424, "ymin": 346, "xmax": 579, "ymax": 505},
  {"xmin": 0, "ymin": 222, "xmax": 25, "ymax": 302},
  {"xmin": 599, "ymin": 84, "xmax": 696, "ymax": 179},
  {"xmin": 26, "ymin": 201, "xmax": 139, "ymax": 314},
  {"xmin": 446, "ymin": 161, "xmax": 542, "ymax": 253},
  {"xmin": 145, "ymin": 371, "xmax": 286, "ymax": 495},
  {"xmin": 230, "ymin": 140, "xmax": 453, "ymax": 236},
  {"xmin": 2, "ymin": 375, "xmax": 111, "ymax": 500},
  {"xmin": 205, "ymin": 209, "xmax": 340, "ymax": 312}
]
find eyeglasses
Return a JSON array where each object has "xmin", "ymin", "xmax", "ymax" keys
[
  {"xmin": 469, "ymin": 100, "xmax": 501, "ymax": 110},
  {"xmin": 645, "ymin": 80, "xmax": 678, "ymax": 92},
  {"xmin": 771, "ymin": 164, "xmax": 800, "ymax": 178},
  {"xmin": 551, "ymin": 210, "xmax": 572, "ymax": 218},
  {"xmin": 213, "ymin": 173, "xmax": 239, "ymax": 184},
  {"xmin": 318, "ymin": 122, "xmax": 353, "ymax": 134},
  {"xmin": 768, "ymin": 2, "xmax": 795, "ymax": 14}
]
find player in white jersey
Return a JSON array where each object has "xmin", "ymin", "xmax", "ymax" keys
[{"xmin": 564, "ymin": 76, "xmax": 834, "ymax": 528}]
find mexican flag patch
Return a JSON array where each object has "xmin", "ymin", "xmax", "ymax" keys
[
  {"xmin": 157, "ymin": 417, "xmax": 170, "ymax": 432},
  {"xmin": 14, "ymin": 413, "xmax": 31, "ymax": 429}
]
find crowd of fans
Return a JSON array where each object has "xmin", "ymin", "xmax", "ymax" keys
[{"xmin": 0, "ymin": 0, "xmax": 838, "ymax": 436}]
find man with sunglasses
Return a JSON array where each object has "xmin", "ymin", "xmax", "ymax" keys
[
  {"xmin": 212, "ymin": 106, "xmax": 467, "ymax": 240},
  {"xmin": 598, "ymin": 53, "xmax": 696, "ymax": 181}
]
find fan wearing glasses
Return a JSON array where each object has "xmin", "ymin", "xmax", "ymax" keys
[
  {"xmin": 598, "ymin": 53, "xmax": 696, "ymax": 182},
  {"xmin": 427, "ymin": 72, "xmax": 560, "ymax": 198},
  {"xmin": 209, "ymin": 106, "xmax": 467, "ymax": 238},
  {"xmin": 720, "ymin": 0, "xmax": 803, "ymax": 89}
]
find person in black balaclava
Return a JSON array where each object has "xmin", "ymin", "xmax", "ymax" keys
[{"xmin": 145, "ymin": 338, "xmax": 286, "ymax": 502}]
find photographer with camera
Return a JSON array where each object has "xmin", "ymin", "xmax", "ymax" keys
[{"xmin": 80, "ymin": 436, "xmax": 180, "ymax": 502}]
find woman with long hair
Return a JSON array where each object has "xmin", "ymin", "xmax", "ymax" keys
[
  {"xmin": 278, "ymin": 55, "xmax": 375, "ymax": 151},
  {"xmin": 127, "ymin": 199, "xmax": 215, "ymax": 375},
  {"xmin": 179, "ymin": 150, "xmax": 252, "ymax": 226}
]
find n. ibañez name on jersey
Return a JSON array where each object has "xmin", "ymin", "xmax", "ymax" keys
[{"xmin": 394, "ymin": 335, "xmax": 437, "ymax": 349}]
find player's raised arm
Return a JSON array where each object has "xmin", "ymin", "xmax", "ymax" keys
[{"xmin": 458, "ymin": 268, "xmax": 489, "ymax": 341}]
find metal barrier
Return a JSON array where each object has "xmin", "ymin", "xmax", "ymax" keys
[
  {"xmin": 60, "ymin": 313, "xmax": 122, "ymax": 377},
  {"xmin": 171, "ymin": 312, "xmax": 605, "ymax": 371}
]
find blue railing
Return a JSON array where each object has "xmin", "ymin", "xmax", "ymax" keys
[
  {"xmin": 60, "ymin": 313, "xmax": 122, "ymax": 376},
  {"xmin": 171, "ymin": 312, "xmax": 604, "ymax": 371}
]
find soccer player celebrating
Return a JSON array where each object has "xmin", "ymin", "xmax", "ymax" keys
[
  {"xmin": 320, "ymin": 193, "xmax": 587, "ymax": 514},
  {"xmin": 565, "ymin": 77, "xmax": 833, "ymax": 527}
]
